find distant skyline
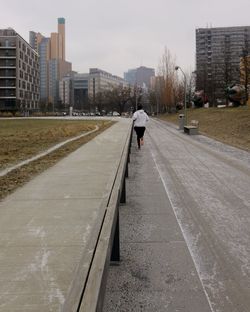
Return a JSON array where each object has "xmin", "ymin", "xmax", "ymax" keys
[{"xmin": 1, "ymin": 0, "xmax": 250, "ymax": 77}]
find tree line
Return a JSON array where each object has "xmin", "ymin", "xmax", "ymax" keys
[{"xmin": 86, "ymin": 47, "xmax": 192, "ymax": 115}]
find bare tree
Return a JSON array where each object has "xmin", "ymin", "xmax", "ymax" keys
[
  {"xmin": 157, "ymin": 47, "xmax": 178, "ymax": 113},
  {"xmin": 95, "ymin": 91, "xmax": 105, "ymax": 113},
  {"xmin": 116, "ymin": 86, "xmax": 132, "ymax": 114},
  {"xmin": 129, "ymin": 85, "xmax": 143, "ymax": 111},
  {"xmin": 99, "ymin": 86, "xmax": 133, "ymax": 114},
  {"xmin": 241, "ymin": 49, "xmax": 250, "ymax": 105}
]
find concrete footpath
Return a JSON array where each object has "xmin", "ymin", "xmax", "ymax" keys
[
  {"xmin": 0, "ymin": 118, "xmax": 132, "ymax": 312},
  {"xmin": 103, "ymin": 130, "xmax": 212, "ymax": 312}
]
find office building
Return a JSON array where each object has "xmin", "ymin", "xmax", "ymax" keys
[
  {"xmin": 88, "ymin": 68, "xmax": 128, "ymax": 99},
  {"xmin": 59, "ymin": 69, "xmax": 128, "ymax": 112},
  {"xmin": 124, "ymin": 66, "xmax": 155, "ymax": 89},
  {"xmin": 59, "ymin": 74, "xmax": 73, "ymax": 110},
  {"xmin": 38, "ymin": 37, "xmax": 50, "ymax": 102},
  {"xmin": 59, "ymin": 73, "xmax": 87, "ymax": 111},
  {"xmin": 124, "ymin": 68, "xmax": 136, "ymax": 86},
  {"xmin": 59, "ymin": 72, "xmax": 88, "ymax": 111},
  {"xmin": 0, "ymin": 28, "xmax": 39, "ymax": 112},
  {"xmin": 73, "ymin": 73, "xmax": 89, "ymax": 111},
  {"xmin": 196, "ymin": 26, "xmax": 250, "ymax": 103},
  {"xmin": 30, "ymin": 18, "xmax": 72, "ymax": 108}
]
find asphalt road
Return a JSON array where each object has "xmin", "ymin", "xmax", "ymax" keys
[{"xmin": 146, "ymin": 119, "xmax": 250, "ymax": 312}]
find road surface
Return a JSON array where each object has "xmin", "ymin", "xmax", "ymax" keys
[{"xmin": 147, "ymin": 118, "xmax": 250, "ymax": 312}]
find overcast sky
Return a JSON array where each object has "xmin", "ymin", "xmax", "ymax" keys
[{"xmin": 1, "ymin": 0, "xmax": 250, "ymax": 77}]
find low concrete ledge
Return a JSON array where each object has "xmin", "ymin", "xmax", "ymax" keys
[{"xmin": 64, "ymin": 120, "xmax": 133, "ymax": 312}]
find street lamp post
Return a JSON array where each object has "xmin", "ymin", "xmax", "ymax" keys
[
  {"xmin": 135, "ymin": 90, "xmax": 138, "ymax": 110},
  {"xmin": 135, "ymin": 84, "xmax": 138, "ymax": 110},
  {"xmin": 175, "ymin": 66, "xmax": 187, "ymax": 126}
]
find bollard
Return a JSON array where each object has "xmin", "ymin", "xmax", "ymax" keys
[{"xmin": 179, "ymin": 114, "xmax": 185, "ymax": 130}]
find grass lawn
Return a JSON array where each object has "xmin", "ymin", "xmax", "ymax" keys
[
  {"xmin": 0, "ymin": 119, "xmax": 110, "ymax": 169},
  {"xmin": 0, "ymin": 118, "xmax": 113, "ymax": 200},
  {"xmin": 159, "ymin": 106, "xmax": 250, "ymax": 151}
]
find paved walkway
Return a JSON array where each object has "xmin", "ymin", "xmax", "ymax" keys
[
  {"xmin": 0, "ymin": 118, "xmax": 132, "ymax": 312},
  {"xmin": 104, "ymin": 118, "xmax": 250, "ymax": 312},
  {"xmin": 1, "ymin": 116, "xmax": 250, "ymax": 311},
  {"xmin": 103, "ymin": 126, "xmax": 212, "ymax": 312}
]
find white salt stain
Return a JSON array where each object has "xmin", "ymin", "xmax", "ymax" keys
[
  {"xmin": 41, "ymin": 249, "xmax": 50, "ymax": 272},
  {"xmin": 82, "ymin": 223, "xmax": 91, "ymax": 243},
  {"xmin": 25, "ymin": 222, "xmax": 65, "ymax": 305},
  {"xmin": 28, "ymin": 226, "xmax": 46, "ymax": 239},
  {"xmin": 228, "ymin": 241, "xmax": 250, "ymax": 277},
  {"xmin": 201, "ymin": 264, "xmax": 224, "ymax": 298},
  {"xmin": 28, "ymin": 249, "xmax": 65, "ymax": 305},
  {"xmin": 49, "ymin": 286, "xmax": 65, "ymax": 305}
]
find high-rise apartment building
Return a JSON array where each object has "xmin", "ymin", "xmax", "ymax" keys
[
  {"xmin": 124, "ymin": 66, "xmax": 155, "ymax": 89},
  {"xmin": 196, "ymin": 26, "xmax": 250, "ymax": 103},
  {"xmin": 30, "ymin": 18, "xmax": 72, "ymax": 108},
  {"xmin": 0, "ymin": 28, "xmax": 39, "ymax": 112}
]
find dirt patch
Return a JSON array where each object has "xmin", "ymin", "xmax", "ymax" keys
[
  {"xmin": 159, "ymin": 106, "xmax": 250, "ymax": 152},
  {"xmin": 0, "ymin": 119, "xmax": 113, "ymax": 200}
]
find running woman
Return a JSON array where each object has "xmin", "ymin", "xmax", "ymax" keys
[{"xmin": 132, "ymin": 104, "xmax": 149, "ymax": 149}]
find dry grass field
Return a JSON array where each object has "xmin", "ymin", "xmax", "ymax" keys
[
  {"xmin": 1, "ymin": 110, "xmax": 249, "ymax": 200},
  {"xmin": 159, "ymin": 106, "xmax": 250, "ymax": 152},
  {"xmin": 0, "ymin": 118, "xmax": 113, "ymax": 199},
  {"xmin": 0, "ymin": 119, "xmax": 108, "ymax": 169}
]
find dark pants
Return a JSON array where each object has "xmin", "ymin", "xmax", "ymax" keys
[{"xmin": 134, "ymin": 126, "xmax": 146, "ymax": 148}]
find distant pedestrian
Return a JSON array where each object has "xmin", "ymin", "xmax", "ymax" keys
[{"xmin": 132, "ymin": 104, "xmax": 149, "ymax": 149}]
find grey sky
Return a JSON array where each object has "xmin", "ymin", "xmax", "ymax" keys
[{"xmin": 1, "ymin": 0, "xmax": 250, "ymax": 77}]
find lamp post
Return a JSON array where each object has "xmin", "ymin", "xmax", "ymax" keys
[
  {"xmin": 135, "ymin": 84, "xmax": 139, "ymax": 110},
  {"xmin": 175, "ymin": 66, "xmax": 187, "ymax": 126}
]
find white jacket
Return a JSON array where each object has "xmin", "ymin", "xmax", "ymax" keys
[{"xmin": 132, "ymin": 109, "xmax": 149, "ymax": 127}]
